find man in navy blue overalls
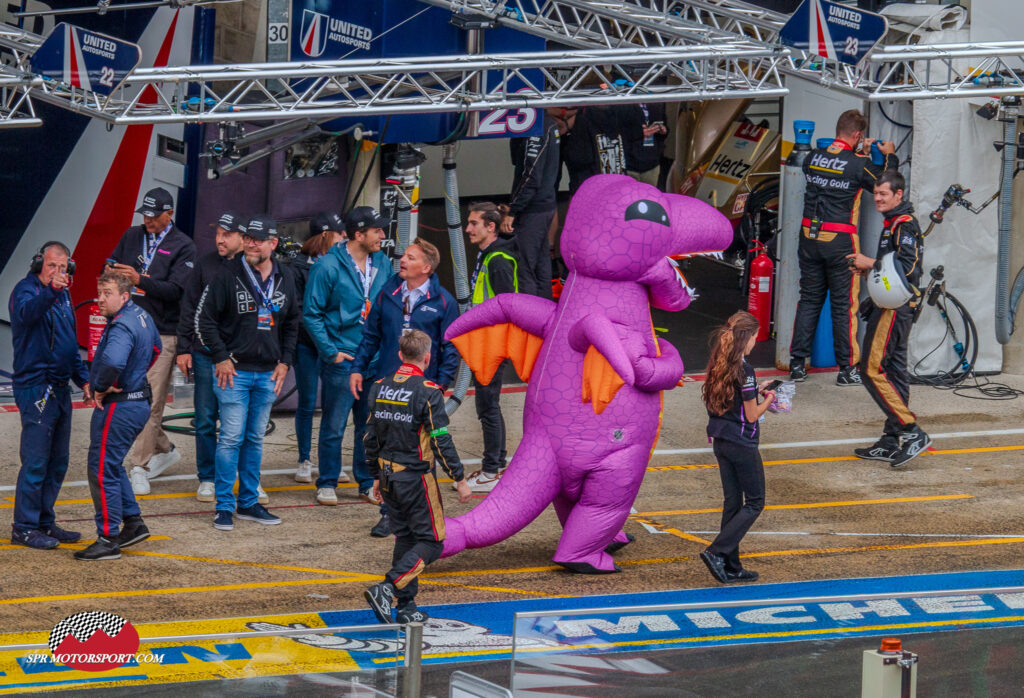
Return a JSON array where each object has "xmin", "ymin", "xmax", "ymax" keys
[
  {"xmin": 76, "ymin": 271, "xmax": 162, "ymax": 561},
  {"xmin": 9, "ymin": 242, "xmax": 92, "ymax": 550}
]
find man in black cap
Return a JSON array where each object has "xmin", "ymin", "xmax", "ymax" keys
[
  {"xmin": 176, "ymin": 211, "xmax": 247, "ymax": 503},
  {"xmin": 196, "ymin": 215, "xmax": 300, "ymax": 531},
  {"xmin": 109, "ymin": 186, "xmax": 196, "ymax": 496}
]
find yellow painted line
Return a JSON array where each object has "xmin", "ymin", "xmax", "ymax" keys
[
  {"xmin": 0, "ymin": 483, "xmax": 355, "ymax": 508},
  {"xmin": 740, "ymin": 536, "xmax": 1024, "ymax": 560},
  {"xmin": 419, "ymin": 579, "xmax": 572, "ymax": 598},
  {"xmin": 632, "ymin": 515, "xmax": 712, "ymax": 546},
  {"xmin": 0, "ymin": 578, "xmax": 374, "ymax": 606},
  {"xmin": 0, "ymin": 536, "xmax": 171, "ymax": 546},
  {"xmin": 110, "ymin": 548, "xmax": 376, "ymax": 578},
  {"xmin": 634, "ymin": 493, "xmax": 972, "ymax": 517},
  {"xmin": 647, "ymin": 444, "xmax": 1024, "ymax": 472}
]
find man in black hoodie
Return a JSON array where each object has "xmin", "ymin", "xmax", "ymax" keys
[
  {"xmin": 465, "ymin": 202, "xmax": 518, "ymax": 493},
  {"xmin": 504, "ymin": 112, "xmax": 560, "ymax": 299},
  {"xmin": 175, "ymin": 211, "xmax": 246, "ymax": 503},
  {"xmin": 196, "ymin": 215, "xmax": 299, "ymax": 531},
  {"xmin": 109, "ymin": 186, "xmax": 196, "ymax": 492}
]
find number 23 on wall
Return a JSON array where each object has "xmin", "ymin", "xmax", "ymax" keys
[{"xmin": 477, "ymin": 89, "xmax": 537, "ymax": 136}]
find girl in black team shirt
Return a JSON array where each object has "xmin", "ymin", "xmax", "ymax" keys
[{"xmin": 699, "ymin": 311, "xmax": 776, "ymax": 584}]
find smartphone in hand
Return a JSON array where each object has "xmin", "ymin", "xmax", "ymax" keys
[{"xmin": 762, "ymin": 379, "xmax": 783, "ymax": 392}]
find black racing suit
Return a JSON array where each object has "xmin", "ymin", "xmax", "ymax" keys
[
  {"xmin": 790, "ymin": 139, "xmax": 899, "ymax": 368},
  {"xmin": 365, "ymin": 364, "xmax": 465, "ymax": 605},
  {"xmin": 858, "ymin": 201, "xmax": 923, "ymax": 439}
]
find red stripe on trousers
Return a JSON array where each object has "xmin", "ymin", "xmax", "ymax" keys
[{"xmin": 98, "ymin": 403, "xmax": 118, "ymax": 537}]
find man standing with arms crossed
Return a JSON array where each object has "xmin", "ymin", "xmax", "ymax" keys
[
  {"xmin": 789, "ymin": 110, "xmax": 898, "ymax": 386},
  {"xmin": 109, "ymin": 186, "xmax": 196, "ymax": 494},
  {"xmin": 303, "ymin": 207, "xmax": 393, "ymax": 507},
  {"xmin": 464, "ymin": 202, "xmax": 518, "ymax": 492},
  {"xmin": 76, "ymin": 270, "xmax": 162, "ymax": 561},
  {"xmin": 9, "ymin": 242, "xmax": 92, "ymax": 549},
  {"xmin": 175, "ymin": 211, "xmax": 248, "ymax": 503}
]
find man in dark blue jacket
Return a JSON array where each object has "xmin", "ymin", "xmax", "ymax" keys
[
  {"xmin": 76, "ymin": 270, "xmax": 162, "ymax": 561},
  {"xmin": 350, "ymin": 237, "xmax": 460, "ymax": 536},
  {"xmin": 9, "ymin": 242, "xmax": 92, "ymax": 550},
  {"xmin": 109, "ymin": 186, "xmax": 196, "ymax": 493},
  {"xmin": 175, "ymin": 211, "xmax": 246, "ymax": 504}
]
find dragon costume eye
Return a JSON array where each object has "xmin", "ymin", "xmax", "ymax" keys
[{"xmin": 624, "ymin": 200, "xmax": 670, "ymax": 227}]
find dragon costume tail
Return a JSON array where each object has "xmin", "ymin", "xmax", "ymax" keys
[{"xmin": 441, "ymin": 430, "xmax": 562, "ymax": 558}]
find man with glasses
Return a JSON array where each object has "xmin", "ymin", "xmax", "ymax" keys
[
  {"xmin": 109, "ymin": 186, "xmax": 196, "ymax": 495},
  {"xmin": 195, "ymin": 215, "xmax": 299, "ymax": 531}
]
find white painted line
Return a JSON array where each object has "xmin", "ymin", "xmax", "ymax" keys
[
  {"xmin": 685, "ymin": 531, "xmax": 1024, "ymax": 539},
  {"xmin": 4, "ymin": 427, "xmax": 1023, "ymax": 491},
  {"xmin": 631, "ymin": 506, "xmax": 668, "ymax": 534}
]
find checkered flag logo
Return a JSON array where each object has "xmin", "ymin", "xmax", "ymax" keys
[{"xmin": 48, "ymin": 611, "xmax": 128, "ymax": 654}]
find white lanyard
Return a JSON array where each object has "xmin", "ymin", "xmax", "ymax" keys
[
  {"xmin": 141, "ymin": 224, "xmax": 171, "ymax": 273},
  {"xmin": 349, "ymin": 250, "xmax": 374, "ymax": 301},
  {"xmin": 242, "ymin": 259, "xmax": 276, "ymax": 310}
]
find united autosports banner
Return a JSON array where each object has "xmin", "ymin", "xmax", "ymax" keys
[{"xmin": 779, "ymin": 0, "xmax": 888, "ymax": 66}]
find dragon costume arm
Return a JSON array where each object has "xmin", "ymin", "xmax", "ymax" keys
[{"xmin": 444, "ymin": 294, "xmax": 556, "ymax": 384}]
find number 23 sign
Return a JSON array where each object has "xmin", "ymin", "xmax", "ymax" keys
[{"xmin": 474, "ymin": 87, "xmax": 542, "ymax": 139}]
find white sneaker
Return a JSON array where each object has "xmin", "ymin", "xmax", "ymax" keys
[
  {"xmin": 295, "ymin": 460, "xmax": 314, "ymax": 483},
  {"xmin": 316, "ymin": 487, "xmax": 338, "ymax": 506},
  {"xmin": 145, "ymin": 446, "xmax": 181, "ymax": 479},
  {"xmin": 196, "ymin": 481, "xmax": 215, "ymax": 503},
  {"xmin": 465, "ymin": 470, "xmax": 500, "ymax": 493},
  {"xmin": 130, "ymin": 468, "xmax": 151, "ymax": 496},
  {"xmin": 257, "ymin": 485, "xmax": 269, "ymax": 505},
  {"xmin": 338, "ymin": 469, "xmax": 350, "ymax": 484}
]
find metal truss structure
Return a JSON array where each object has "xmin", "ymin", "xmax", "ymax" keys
[{"xmin": 3, "ymin": 0, "xmax": 1024, "ymax": 127}]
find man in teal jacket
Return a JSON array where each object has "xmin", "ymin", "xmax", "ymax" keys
[{"xmin": 303, "ymin": 206, "xmax": 394, "ymax": 507}]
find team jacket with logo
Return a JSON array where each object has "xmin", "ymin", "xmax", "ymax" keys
[
  {"xmin": 802, "ymin": 139, "xmax": 899, "ymax": 228},
  {"xmin": 876, "ymin": 201, "xmax": 923, "ymax": 290},
  {"xmin": 509, "ymin": 114, "xmax": 561, "ymax": 216},
  {"xmin": 110, "ymin": 224, "xmax": 196, "ymax": 334},
  {"xmin": 176, "ymin": 250, "xmax": 232, "ymax": 355},
  {"xmin": 195, "ymin": 256, "xmax": 299, "ymax": 372},
  {"xmin": 90, "ymin": 300, "xmax": 161, "ymax": 395},
  {"xmin": 365, "ymin": 364, "xmax": 465, "ymax": 482}
]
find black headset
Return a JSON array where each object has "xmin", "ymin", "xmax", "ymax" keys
[{"xmin": 30, "ymin": 241, "xmax": 76, "ymax": 275}]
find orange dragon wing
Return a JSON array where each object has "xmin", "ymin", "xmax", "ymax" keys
[{"xmin": 450, "ymin": 323, "xmax": 545, "ymax": 384}]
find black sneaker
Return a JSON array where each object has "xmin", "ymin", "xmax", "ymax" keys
[
  {"xmin": 74, "ymin": 537, "xmax": 121, "ymax": 561},
  {"xmin": 891, "ymin": 426, "xmax": 931, "ymax": 468},
  {"xmin": 370, "ymin": 513, "xmax": 392, "ymax": 538},
  {"xmin": 11, "ymin": 528, "xmax": 58, "ymax": 550},
  {"xmin": 236, "ymin": 504, "xmax": 281, "ymax": 525},
  {"xmin": 396, "ymin": 602, "xmax": 429, "ymax": 624},
  {"xmin": 836, "ymin": 366, "xmax": 862, "ymax": 386},
  {"xmin": 789, "ymin": 360, "xmax": 807, "ymax": 382},
  {"xmin": 699, "ymin": 548, "xmax": 729, "ymax": 583},
  {"xmin": 42, "ymin": 524, "xmax": 81, "ymax": 544},
  {"xmin": 364, "ymin": 582, "xmax": 395, "ymax": 623},
  {"xmin": 214, "ymin": 511, "xmax": 234, "ymax": 531},
  {"xmin": 115, "ymin": 516, "xmax": 150, "ymax": 548},
  {"xmin": 725, "ymin": 568, "xmax": 759, "ymax": 582},
  {"xmin": 854, "ymin": 436, "xmax": 900, "ymax": 463}
]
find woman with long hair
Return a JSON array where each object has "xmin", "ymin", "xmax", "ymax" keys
[
  {"xmin": 699, "ymin": 310, "xmax": 775, "ymax": 584},
  {"xmin": 292, "ymin": 213, "xmax": 347, "ymax": 485}
]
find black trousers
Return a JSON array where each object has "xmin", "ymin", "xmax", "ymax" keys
[
  {"xmin": 474, "ymin": 361, "xmax": 507, "ymax": 475},
  {"xmin": 513, "ymin": 209, "xmax": 555, "ymax": 299},
  {"xmin": 790, "ymin": 231, "xmax": 861, "ymax": 368},
  {"xmin": 708, "ymin": 439, "xmax": 765, "ymax": 572},
  {"xmin": 381, "ymin": 469, "xmax": 445, "ymax": 605},
  {"xmin": 859, "ymin": 303, "xmax": 916, "ymax": 437}
]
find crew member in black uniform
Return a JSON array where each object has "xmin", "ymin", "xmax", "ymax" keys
[
  {"xmin": 847, "ymin": 170, "xmax": 930, "ymax": 468},
  {"xmin": 789, "ymin": 110, "xmax": 898, "ymax": 386},
  {"xmin": 76, "ymin": 270, "xmax": 162, "ymax": 561},
  {"xmin": 363, "ymin": 330, "xmax": 472, "ymax": 624}
]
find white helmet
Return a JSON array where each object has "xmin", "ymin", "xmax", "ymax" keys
[{"xmin": 867, "ymin": 252, "xmax": 915, "ymax": 309}]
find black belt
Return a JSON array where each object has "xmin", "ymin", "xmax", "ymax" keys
[{"xmin": 106, "ymin": 385, "xmax": 152, "ymax": 403}]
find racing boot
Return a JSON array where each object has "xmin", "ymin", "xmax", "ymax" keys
[
  {"xmin": 836, "ymin": 366, "xmax": 862, "ymax": 386},
  {"xmin": 891, "ymin": 425, "xmax": 931, "ymax": 468},
  {"xmin": 396, "ymin": 601, "xmax": 430, "ymax": 624},
  {"xmin": 853, "ymin": 436, "xmax": 900, "ymax": 463},
  {"xmin": 789, "ymin": 359, "xmax": 807, "ymax": 382},
  {"xmin": 364, "ymin": 582, "xmax": 395, "ymax": 624},
  {"xmin": 115, "ymin": 515, "xmax": 150, "ymax": 548}
]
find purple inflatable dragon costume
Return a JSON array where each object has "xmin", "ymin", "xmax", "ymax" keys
[{"xmin": 443, "ymin": 175, "xmax": 732, "ymax": 573}]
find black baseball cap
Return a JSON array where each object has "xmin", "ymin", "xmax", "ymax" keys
[
  {"xmin": 135, "ymin": 187, "xmax": 175, "ymax": 217},
  {"xmin": 345, "ymin": 206, "xmax": 391, "ymax": 234},
  {"xmin": 310, "ymin": 211, "xmax": 345, "ymax": 237},
  {"xmin": 216, "ymin": 210, "xmax": 245, "ymax": 234},
  {"xmin": 241, "ymin": 214, "xmax": 278, "ymax": 241}
]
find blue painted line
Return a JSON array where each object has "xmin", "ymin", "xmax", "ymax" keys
[
  {"xmin": 310, "ymin": 569, "xmax": 1024, "ymax": 668},
  {"xmin": 0, "ymin": 674, "xmax": 149, "ymax": 689}
]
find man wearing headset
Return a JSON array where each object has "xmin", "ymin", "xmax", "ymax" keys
[
  {"xmin": 847, "ymin": 170, "xmax": 930, "ymax": 468},
  {"xmin": 9, "ymin": 241, "xmax": 93, "ymax": 549}
]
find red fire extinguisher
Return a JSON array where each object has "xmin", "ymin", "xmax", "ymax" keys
[
  {"xmin": 87, "ymin": 303, "xmax": 107, "ymax": 361},
  {"xmin": 747, "ymin": 241, "xmax": 773, "ymax": 341}
]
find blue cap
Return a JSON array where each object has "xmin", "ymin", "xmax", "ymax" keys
[
  {"xmin": 793, "ymin": 120, "xmax": 815, "ymax": 146},
  {"xmin": 816, "ymin": 137, "xmax": 834, "ymax": 150}
]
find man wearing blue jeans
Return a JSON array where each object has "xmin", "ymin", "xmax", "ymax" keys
[
  {"xmin": 175, "ymin": 211, "xmax": 246, "ymax": 503},
  {"xmin": 303, "ymin": 206, "xmax": 393, "ymax": 508},
  {"xmin": 196, "ymin": 215, "xmax": 299, "ymax": 531}
]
